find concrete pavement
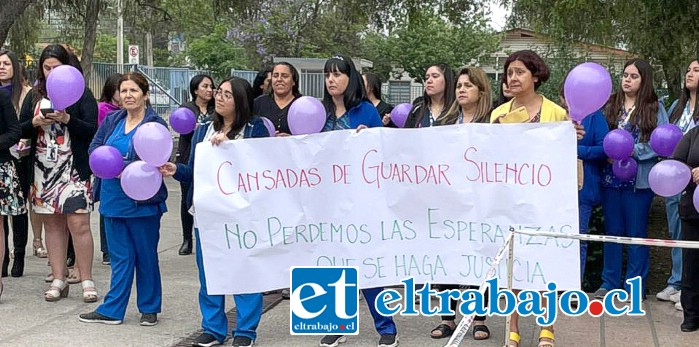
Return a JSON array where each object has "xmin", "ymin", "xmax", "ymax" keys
[{"xmin": 0, "ymin": 178, "xmax": 694, "ymax": 346}]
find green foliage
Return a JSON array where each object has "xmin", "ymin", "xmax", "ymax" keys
[
  {"xmin": 92, "ymin": 34, "xmax": 131, "ymax": 63},
  {"xmin": 386, "ymin": 13, "xmax": 499, "ymax": 83},
  {"xmin": 504, "ymin": 0, "xmax": 699, "ymax": 101},
  {"xmin": 187, "ymin": 25, "xmax": 250, "ymax": 79}
]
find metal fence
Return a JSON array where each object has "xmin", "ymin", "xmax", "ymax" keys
[{"xmin": 232, "ymin": 69, "xmax": 424, "ymax": 104}]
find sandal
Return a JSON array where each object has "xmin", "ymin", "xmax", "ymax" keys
[
  {"xmin": 33, "ymin": 238, "xmax": 48, "ymax": 258},
  {"xmin": 508, "ymin": 331, "xmax": 520, "ymax": 347},
  {"xmin": 430, "ymin": 323, "xmax": 455, "ymax": 339},
  {"xmin": 473, "ymin": 324, "xmax": 490, "ymax": 340},
  {"xmin": 81, "ymin": 280, "xmax": 98, "ymax": 303},
  {"xmin": 538, "ymin": 328, "xmax": 554, "ymax": 347},
  {"xmin": 67, "ymin": 269, "xmax": 81, "ymax": 284},
  {"xmin": 45, "ymin": 279, "xmax": 69, "ymax": 302}
]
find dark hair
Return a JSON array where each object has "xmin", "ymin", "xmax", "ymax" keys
[
  {"xmin": 494, "ymin": 73, "xmax": 513, "ymax": 107},
  {"xmin": 323, "ymin": 54, "xmax": 366, "ymax": 115},
  {"xmin": 252, "ymin": 66, "xmax": 272, "ymax": 99},
  {"xmin": 362, "ymin": 72, "xmax": 382, "ymax": 100},
  {"xmin": 503, "ymin": 50, "xmax": 550, "ymax": 91},
  {"xmin": 213, "ymin": 77, "xmax": 254, "ymax": 139},
  {"xmin": 119, "ymin": 72, "xmax": 150, "ymax": 94},
  {"xmin": 413, "ymin": 63, "xmax": 455, "ymax": 126},
  {"xmin": 99, "ymin": 73, "xmax": 123, "ymax": 103},
  {"xmin": 34, "ymin": 44, "xmax": 72, "ymax": 104},
  {"xmin": 604, "ymin": 59, "xmax": 659, "ymax": 142},
  {"xmin": 189, "ymin": 74, "xmax": 215, "ymax": 105},
  {"xmin": 272, "ymin": 62, "xmax": 302, "ymax": 98},
  {"xmin": 0, "ymin": 50, "xmax": 24, "ymax": 111},
  {"xmin": 669, "ymin": 60, "xmax": 699, "ymax": 124},
  {"xmin": 68, "ymin": 51, "xmax": 83, "ymax": 73}
]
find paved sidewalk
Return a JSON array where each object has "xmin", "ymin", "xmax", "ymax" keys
[{"xmin": 0, "ymin": 178, "xmax": 695, "ymax": 346}]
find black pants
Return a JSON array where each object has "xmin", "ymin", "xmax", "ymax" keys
[
  {"xmin": 682, "ymin": 219, "xmax": 699, "ymax": 324},
  {"xmin": 180, "ymin": 182, "xmax": 193, "ymax": 241},
  {"xmin": 2, "ymin": 157, "xmax": 30, "ymax": 271},
  {"xmin": 435, "ymin": 284, "xmax": 487, "ymax": 322},
  {"xmin": 99, "ymin": 214, "xmax": 108, "ymax": 255}
]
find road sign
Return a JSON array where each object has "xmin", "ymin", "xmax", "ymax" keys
[{"xmin": 128, "ymin": 45, "xmax": 139, "ymax": 65}]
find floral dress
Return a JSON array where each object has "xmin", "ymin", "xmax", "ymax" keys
[{"xmin": 31, "ymin": 98, "xmax": 92, "ymax": 214}]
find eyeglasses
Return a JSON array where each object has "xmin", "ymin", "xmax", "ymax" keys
[{"xmin": 214, "ymin": 89, "xmax": 234, "ymax": 101}]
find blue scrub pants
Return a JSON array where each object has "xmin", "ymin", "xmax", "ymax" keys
[
  {"xmin": 665, "ymin": 193, "xmax": 683, "ymax": 289},
  {"xmin": 96, "ymin": 215, "xmax": 162, "ymax": 320}
]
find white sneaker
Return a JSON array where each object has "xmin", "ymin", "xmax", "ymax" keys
[
  {"xmin": 670, "ymin": 290, "xmax": 682, "ymax": 303},
  {"xmin": 656, "ymin": 286, "xmax": 680, "ymax": 301},
  {"xmin": 676, "ymin": 301, "xmax": 683, "ymax": 311}
]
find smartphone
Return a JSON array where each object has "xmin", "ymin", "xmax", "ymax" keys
[{"xmin": 40, "ymin": 108, "xmax": 55, "ymax": 117}]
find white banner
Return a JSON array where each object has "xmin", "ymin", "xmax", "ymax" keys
[{"xmin": 193, "ymin": 123, "xmax": 581, "ymax": 294}]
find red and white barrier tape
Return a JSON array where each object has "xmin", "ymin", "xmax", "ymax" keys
[
  {"xmin": 444, "ymin": 232, "xmax": 514, "ymax": 347},
  {"xmin": 513, "ymin": 228, "xmax": 699, "ymax": 249}
]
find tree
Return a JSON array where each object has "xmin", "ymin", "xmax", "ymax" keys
[
  {"xmin": 0, "ymin": 0, "xmax": 38, "ymax": 46},
  {"xmin": 504, "ymin": 0, "xmax": 699, "ymax": 101},
  {"xmin": 187, "ymin": 25, "xmax": 249, "ymax": 79},
  {"xmin": 386, "ymin": 12, "xmax": 499, "ymax": 82}
]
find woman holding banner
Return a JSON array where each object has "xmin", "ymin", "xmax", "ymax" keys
[
  {"xmin": 319, "ymin": 54, "xmax": 397, "ymax": 347},
  {"xmin": 159, "ymin": 77, "xmax": 270, "ymax": 347},
  {"xmin": 594, "ymin": 59, "xmax": 668, "ymax": 302},
  {"xmin": 489, "ymin": 50, "xmax": 581, "ymax": 347},
  {"xmin": 405, "ymin": 63, "xmax": 455, "ymax": 129},
  {"xmin": 429, "ymin": 66, "xmax": 493, "ymax": 340},
  {"xmin": 253, "ymin": 62, "xmax": 301, "ymax": 136},
  {"xmin": 79, "ymin": 72, "xmax": 168, "ymax": 326},
  {"xmin": 19, "ymin": 44, "xmax": 98, "ymax": 303},
  {"xmin": 658, "ymin": 60, "xmax": 699, "ymax": 308}
]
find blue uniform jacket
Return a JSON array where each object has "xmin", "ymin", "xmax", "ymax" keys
[
  {"xmin": 577, "ymin": 110, "xmax": 609, "ymax": 205},
  {"xmin": 89, "ymin": 107, "xmax": 169, "ymax": 205}
]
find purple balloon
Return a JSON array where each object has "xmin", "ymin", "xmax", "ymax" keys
[
  {"xmin": 120, "ymin": 161, "xmax": 163, "ymax": 201},
  {"xmin": 650, "ymin": 124, "xmax": 682, "ymax": 157},
  {"xmin": 390, "ymin": 103, "xmax": 412, "ymax": 128},
  {"xmin": 288, "ymin": 96, "xmax": 326, "ymax": 135},
  {"xmin": 603, "ymin": 129, "xmax": 634, "ymax": 160},
  {"xmin": 260, "ymin": 117, "xmax": 276, "ymax": 137},
  {"xmin": 133, "ymin": 122, "xmax": 173, "ymax": 167},
  {"xmin": 170, "ymin": 108, "xmax": 196, "ymax": 134},
  {"xmin": 693, "ymin": 188, "xmax": 699, "ymax": 213},
  {"xmin": 612, "ymin": 158, "xmax": 638, "ymax": 182},
  {"xmin": 89, "ymin": 146, "xmax": 124, "ymax": 179},
  {"xmin": 564, "ymin": 62, "xmax": 613, "ymax": 122},
  {"xmin": 648, "ymin": 160, "xmax": 691, "ymax": 197},
  {"xmin": 46, "ymin": 65, "xmax": 85, "ymax": 110}
]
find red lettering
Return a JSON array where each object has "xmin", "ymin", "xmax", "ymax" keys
[
  {"xmin": 463, "ymin": 147, "xmax": 480, "ymax": 182},
  {"xmin": 217, "ymin": 161, "xmax": 235, "ymax": 195}
]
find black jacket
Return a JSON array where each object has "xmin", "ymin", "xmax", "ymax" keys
[
  {"xmin": 0, "ymin": 89, "xmax": 22, "ymax": 163},
  {"xmin": 19, "ymin": 88, "xmax": 98, "ymax": 183}
]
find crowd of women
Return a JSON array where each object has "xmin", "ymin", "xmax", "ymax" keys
[{"xmin": 0, "ymin": 42, "xmax": 698, "ymax": 347}]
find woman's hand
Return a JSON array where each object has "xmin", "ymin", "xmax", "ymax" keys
[
  {"xmin": 276, "ymin": 131, "xmax": 291, "ymax": 137},
  {"xmin": 159, "ymin": 162, "xmax": 177, "ymax": 177},
  {"xmin": 692, "ymin": 167, "xmax": 699, "ymax": 185},
  {"xmin": 574, "ymin": 121, "xmax": 586, "ymax": 140},
  {"xmin": 210, "ymin": 132, "xmax": 228, "ymax": 146},
  {"xmin": 356, "ymin": 124, "xmax": 368, "ymax": 132},
  {"xmin": 493, "ymin": 114, "xmax": 505, "ymax": 124},
  {"xmin": 382, "ymin": 114, "xmax": 391, "ymax": 125},
  {"xmin": 32, "ymin": 114, "xmax": 55, "ymax": 127},
  {"xmin": 52, "ymin": 110, "xmax": 71, "ymax": 124}
]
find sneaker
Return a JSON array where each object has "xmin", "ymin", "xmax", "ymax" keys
[
  {"xmin": 192, "ymin": 333, "xmax": 220, "ymax": 347},
  {"xmin": 676, "ymin": 301, "xmax": 684, "ymax": 311},
  {"xmin": 79, "ymin": 311, "xmax": 122, "ymax": 325},
  {"xmin": 231, "ymin": 336, "xmax": 254, "ymax": 347},
  {"xmin": 670, "ymin": 290, "xmax": 682, "ymax": 303},
  {"xmin": 594, "ymin": 288, "xmax": 608, "ymax": 299},
  {"xmin": 378, "ymin": 334, "xmax": 398, "ymax": 347},
  {"xmin": 102, "ymin": 253, "xmax": 110, "ymax": 265},
  {"xmin": 140, "ymin": 313, "xmax": 158, "ymax": 326},
  {"xmin": 656, "ymin": 286, "xmax": 680, "ymax": 302},
  {"xmin": 319, "ymin": 335, "xmax": 346, "ymax": 347}
]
